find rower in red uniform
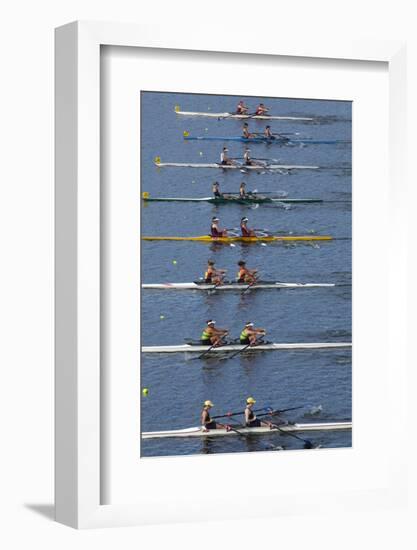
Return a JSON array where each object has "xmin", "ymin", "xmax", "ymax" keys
[
  {"xmin": 236, "ymin": 260, "xmax": 258, "ymax": 283},
  {"xmin": 240, "ymin": 216, "xmax": 256, "ymax": 237},
  {"xmin": 236, "ymin": 100, "xmax": 249, "ymax": 115},
  {"xmin": 210, "ymin": 216, "xmax": 228, "ymax": 237},
  {"xmin": 255, "ymin": 103, "xmax": 269, "ymax": 116}
]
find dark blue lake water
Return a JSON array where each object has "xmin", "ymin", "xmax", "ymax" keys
[{"xmin": 140, "ymin": 91, "xmax": 352, "ymax": 457}]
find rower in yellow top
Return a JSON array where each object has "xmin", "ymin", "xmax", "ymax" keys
[
  {"xmin": 204, "ymin": 260, "xmax": 226, "ymax": 285},
  {"xmin": 244, "ymin": 397, "xmax": 273, "ymax": 428},
  {"xmin": 237, "ymin": 260, "xmax": 258, "ymax": 283},
  {"xmin": 240, "ymin": 322, "xmax": 266, "ymax": 346},
  {"xmin": 201, "ymin": 401, "xmax": 228, "ymax": 432},
  {"xmin": 200, "ymin": 320, "xmax": 229, "ymax": 347}
]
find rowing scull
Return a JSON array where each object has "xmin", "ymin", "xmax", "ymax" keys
[
  {"xmin": 142, "ymin": 194, "xmax": 323, "ymax": 205},
  {"xmin": 141, "ymin": 342, "xmax": 352, "ymax": 353},
  {"xmin": 155, "ymin": 161, "xmax": 319, "ymax": 170},
  {"xmin": 183, "ymin": 135, "xmax": 347, "ymax": 145},
  {"xmin": 142, "ymin": 421, "xmax": 352, "ymax": 439},
  {"xmin": 142, "ymin": 235, "xmax": 332, "ymax": 243},
  {"xmin": 174, "ymin": 108, "xmax": 313, "ymax": 122},
  {"xmin": 141, "ymin": 281, "xmax": 335, "ymax": 290}
]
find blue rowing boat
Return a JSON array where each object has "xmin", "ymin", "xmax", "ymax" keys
[{"xmin": 183, "ymin": 134, "xmax": 348, "ymax": 145}]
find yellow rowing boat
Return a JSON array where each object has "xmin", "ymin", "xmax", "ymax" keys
[{"xmin": 142, "ymin": 235, "xmax": 332, "ymax": 243}]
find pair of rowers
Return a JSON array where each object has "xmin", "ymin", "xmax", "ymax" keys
[
  {"xmin": 212, "ymin": 181, "xmax": 253, "ymax": 199},
  {"xmin": 204, "ymin": 259, "xmax": 258, "ymax": 285},
  {"xmin": 220, "ymin": 146, "xmax": 261, "ymax": 167},
  {"xmin": 242, "ymin": 123, "xmax": 282, "ymax": 140},
  {"xmin": 236, "ymin": 100, "xmax": 270, "ymax": 116},
  {"xmin": 200, "ymin": 320, "xmax": 266, "ymax": 347},
  {"xmin": 201, "ymin": 397, "xmax": 273, "ymax": 432},
  {"xmin": 211, "ymin": 215, "xmax": 258, "ymax": 238}
]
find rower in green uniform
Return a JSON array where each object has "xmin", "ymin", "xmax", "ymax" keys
[
  {"xmin": 244, "ymin": 397, "xmax": 273, "ymax": 428},
  {"xmin": 201, "ymin": 320, "xmax": 229, "ymax": 347},
  {"xmin": 201, "ymin": 400, "xmax": 228, "ymax": 432},
  {"xmin": 239, "ymin": 322, "xmax": 266, "ymax": 346}
]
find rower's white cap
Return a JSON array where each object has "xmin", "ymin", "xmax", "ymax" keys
[
  {"xmin": 212, "ymin": 216, "xmax": 219, "ymax": 221},
  {"xmin": 245, "ymin": 322, "xmax": 254, "ymax": 327},
  {"xmin": 241, "ymin": 217, "xmax": 248, "ymax": 222},
  {"xmin": 207, "ymin": 320, "xmax": 216, "ymax": 325},
  {"xmin": 223, "ymin": 147, "xmax": 228, "ymax": 151}
]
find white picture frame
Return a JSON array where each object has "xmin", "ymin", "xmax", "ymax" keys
[{"xmin": 55, "ymin": 21, "xmax": 407, "ymax": 529}]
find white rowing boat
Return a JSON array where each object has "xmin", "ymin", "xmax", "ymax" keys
[
  {"xmin": 141, "ymin": 342, "xmax": 352, "ymax": 353},
  {"xmin": 142, "ymin": 421, "xmax": 352, "ymax": 439},
  {"xmin": 154, "ymin": 161, "xmax": 319, "ymax": 170},
  {"xmin": 174, "ymin": 108, "xmax": 313, "ymax": 122},
  {"xmin": 141, "ymin": 281, "xmax": 335, "ymax": 290}
]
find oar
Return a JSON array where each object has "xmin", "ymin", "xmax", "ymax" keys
[
  {"xmin": 196, "ymin": 335, "xmax": 228, "ymax": 360},
  {"xmin": 257, "ymin": 405, "xmax": 305, "ymax": 418},
  {"xmin": 226, "ymin": 342, "xmax": 252, "ymax": 360},
  {"xmin": 241, "ymin": 278, "xmax": 259, "ymax": 294},
  {"xmin": 269, "ymin": 422, "xmax": 314, "ymax": 449},
  {"xmin": 211, "ymin": 405, "xmax": 273, "ymax": 420}
]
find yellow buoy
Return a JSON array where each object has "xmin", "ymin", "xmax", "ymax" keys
[
  {"xmin": 142, "ymin": 388, "xmax": 149, "ymax": 396},
  {"xmin": 172, "ymin": 260, "xmax": 177, "ymax": 265},
  {"xmin": 174, "ymin": 105, "xmax": 180, "ymax": 112},
  {"xmin": 142, "ymin": 191, "xmax": 150, "ymax": 199}
]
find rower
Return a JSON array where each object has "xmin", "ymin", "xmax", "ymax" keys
[
  {"xmin": 204, "ymin": 260, "xmax": 226, "ymax": 285},
  {"xmin": 243, "ymin": 146, "xmax": 255, "ymax": 166},
  {"xmin": 242, "ymin": 122, "xmax": 252, "ymax": 139},
  {"xmin": 239, "ymin": 182, "xmax": 248, "ymax": 198},
  {"xmin": 244, "ymin": 397, "xmax": 272, "ymax": 428},
  {"xmin": 236, "ymin": 260, "xmax": 258, "ymax": 283},
  {"xmin": 255, "ymin": 103, "xmax": 269, "ymax": 115},
  {"xmin": 210, "ymin": 216, "xmax": 228, "ymax": 237},
  {"xmin": 201, "ymin": 401, "xmax": 227, "ymax": 432},
  {"xmin": 236, "ymin": 100, "xmax": 249, "ymax": 115},
  {"xmin": 240, "ymin": 322, "xmax": 266, "ymax": 346},
  {"xmin": 220, "ymin": 147, "xmax": 234, "ymax": 166},
  {"xmin": 200, "ymin": 320, "xmax": 229, "ymax": 347},
  {"xmin": 240, "ymin": 216, "xmax": 256, "ymax": 237},
  {"xmin": 264, "ymin": 125, "xmax": 275, "ymax": 140},
  {"xmin": 212, "ymin": 181, "xmax": 222, "ymax": 198}
]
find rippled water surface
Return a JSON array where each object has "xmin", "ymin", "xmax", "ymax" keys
[{"xmin": 140, "ymin": 92, "xmax": 352, "ymax": 457}]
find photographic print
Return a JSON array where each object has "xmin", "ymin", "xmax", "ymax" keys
[{"xmin": 140, "ymin": 91, "xmax": 352, "ymax": 457}]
